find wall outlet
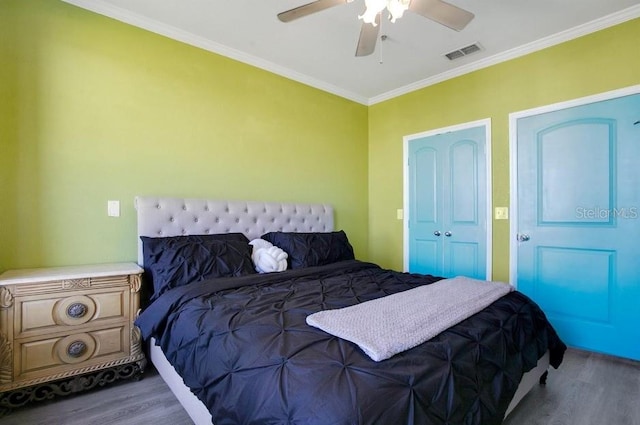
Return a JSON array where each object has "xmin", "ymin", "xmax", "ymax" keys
[
  {"xmin": 107, "ymin": 200, "xmax": 120, "ymax": 217},
  {"xmin": 494, "ymin": 207, "xmax": 508, "ymax": 220}
]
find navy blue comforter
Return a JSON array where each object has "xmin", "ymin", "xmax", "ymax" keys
[{"xmin": 136, "ymin": 260, "xmax": 566, "ymax": 425}]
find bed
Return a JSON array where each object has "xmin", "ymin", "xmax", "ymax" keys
[{"xmin": 134, "ymin": 196, "xmax": 566, "ymax": 425}]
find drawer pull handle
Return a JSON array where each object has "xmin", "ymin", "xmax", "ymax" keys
[
  {"xmin": 67, "ymin": 341, "xmax": 87, "ymax": 358},
  {"xmin": 67, "ymin": 303, "xmax": 88, "ymax": 319}
]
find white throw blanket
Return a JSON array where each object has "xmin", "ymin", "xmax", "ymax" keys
[
  {"xmin": 306, "ymin": 276, "xmax": 513, "ymax": 361},
  {"xmin": 249, "ymin": 239, "xmax": 288, "ymax": 273}
]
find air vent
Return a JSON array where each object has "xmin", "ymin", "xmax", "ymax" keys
[{"xmin": 444, "ymin": 43, "xmax": 482, "ymax": 61}]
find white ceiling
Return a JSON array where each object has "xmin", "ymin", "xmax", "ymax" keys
[{"xmin": 62, "ymin": 0, "xmax": 640, "ymax": 105}]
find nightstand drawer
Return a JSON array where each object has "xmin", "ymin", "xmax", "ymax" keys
[
  {"xmin": 15, "ymin": 288, "xmax": 130, "ymax": 338},
  {"xmin": 14, "ymin": 326, "xmax": 129, "ymax": 382}
]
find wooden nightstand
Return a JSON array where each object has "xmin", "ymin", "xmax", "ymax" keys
[{"xmin": 0, "ymin": 263, "xmax": 146, "ymax": 411}]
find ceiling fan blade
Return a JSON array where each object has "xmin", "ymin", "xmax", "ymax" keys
[
  {"xmin": 355, "ymin": 14, "xmax": 380, "ymax": 57},
  {"xmin": 278, "ymin": 0, "xmax": 349, "ymax": 22},
  {"xmin": 409, "ymin": 0, "xmax": 474, "ymax": 31}
]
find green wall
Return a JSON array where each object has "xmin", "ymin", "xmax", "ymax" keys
[
  {"xmin": 0, "ymin": 4, "xmax": 18, "ymax": 273},
  {"xmin": 0, "ymin": 0, "xmax": 369, "ymax": 271},
  {"xmin": 368, "ymin": 19, "xmax": 640, "ymax": 281}
]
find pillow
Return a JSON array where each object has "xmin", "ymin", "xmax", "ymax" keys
[
  {"xmin": 141, "ymin": 234, "xmax": 254, "ymax": 300},
  {"xmin": 141, "ymin": 233, "xmax": 249, "ymax": 267},
  {"xmin": 261, "ymin": 230, "xmax": 355, "ymax": 269}
]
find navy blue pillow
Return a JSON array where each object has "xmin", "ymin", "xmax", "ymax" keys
[
  {"xmin": 141, "ymin": 234, "xmax": 254, "ymax": 300},
  {"xmin": 261, "ymin": 230, "xmax": 355, "ymax": 269}
]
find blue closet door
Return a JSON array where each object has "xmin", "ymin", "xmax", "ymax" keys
[
  {"xmin": 516, "ymin": 93, "xmax": 640, "ymax": 360},
  {"xmin": 408, "ymin": 126, "xmax": 487, "ymax": 279}
]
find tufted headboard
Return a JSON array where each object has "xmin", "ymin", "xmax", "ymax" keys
[{"xmin": 135, "ymin": 196, "xmax": 334, "ymax": 264}]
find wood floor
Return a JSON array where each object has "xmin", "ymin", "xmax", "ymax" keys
[{"xmin": 2, "ymin": 348, "xmax": 639, "ymax": 425}]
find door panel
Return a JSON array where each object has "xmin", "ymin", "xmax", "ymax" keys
[
  {"xmin": 538, "ymin": 120, "xmax": 613, "ymax": 224},
  {"xmin": 413, "ymin": 239, "xmax": 440, "ymax": 275},
  {"xmin": 516, "ymin": 92, "xmax": 640, "ymax": 360},
  {"xmin": 408, "ymin": 125, "xmax": 487, "ymax": 279},
  {"xmin": 415, "ymin": 148, "xmax": 438, "ymax": 223},
  {"xmin": 448, "ymin": 241, "xmax": 479, "ymax": 278},
  {"xmin": 534, "ymin": 247, "xmax": 613, "ymax": 322},
  {"xmin": 450, "ymin": 141, "xmax": 478, "ymax": 223}
]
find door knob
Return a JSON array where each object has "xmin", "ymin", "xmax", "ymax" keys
[
  {"xmin": 517, "ymin": 233, "xmax": 530, "ymax": 242},
  {"xmin": 444, "ymin": 231, "xmax": 452, "ymax": 237},
  {"xmin": 434, "ymin": 230, "xmax": 441, "ymax": 236}
]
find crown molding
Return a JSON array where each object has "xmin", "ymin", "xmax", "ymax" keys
[
  {"xmin": 368, "ymin": 4, "xmax": 640, "ymax": 105},
  {"xmin": 60, "ymin": 0, "xmax": 370, "ymax": 105}
]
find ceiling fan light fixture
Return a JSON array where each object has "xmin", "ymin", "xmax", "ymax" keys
[
  {"xmin": 359, "ymin": 0, "xmax": 410, "ymax": 26},
  {"xmin": 386, "ymin": 0, "xmax": 411, "ymax": 23},
  {"xmin": 359, "ymin": 0, "xmax": 386, "ymax": 25}
]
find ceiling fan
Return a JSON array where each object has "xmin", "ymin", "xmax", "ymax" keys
[{"xmin": 278, "ymin": 0, "xmax": 475, "ymax": 57}]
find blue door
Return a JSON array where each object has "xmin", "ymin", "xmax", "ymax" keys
[
  {"xmin": 408, "ymin": 125, "xmax": 488, "ymax": 279},
  {"xmin": 516, "ymin": 92, "xmax": 640, "ymax": 360}
]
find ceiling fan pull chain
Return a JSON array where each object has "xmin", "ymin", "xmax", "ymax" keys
[{"xmin": 379, "ymin": 34, "xmax": 387, "ymax": 64}]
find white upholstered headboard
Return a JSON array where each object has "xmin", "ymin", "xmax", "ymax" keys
[{"xmin": 135, "ymin": 196, "xmax": 334, "ymax": 264}]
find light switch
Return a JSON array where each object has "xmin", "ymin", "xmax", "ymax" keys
[
  {"xmin": 396, "ymin": 209, "xmax": 404, "ymax": 220},
  {"xmin": 494, "ymin": 207, "xmax": 508, "ymax": 220},
  {"xmin": 107, "ymin": 200, "xmax": 120, "ymax": 217}
]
